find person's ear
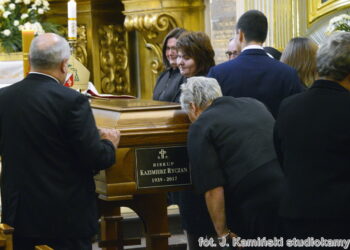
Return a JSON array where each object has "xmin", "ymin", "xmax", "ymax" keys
[
  {"xmin": 60, "ymin": 59, "xmax": 69, "ymax": 74},
  {"xmin": 238, "ymin": 29, "xmax": 244, "ymax": 43},
  {"xmin": 190, "ymin": 102, "xmax": 197, "ymax": 113},
  {"xmin": 191, "ymin": 102, "xmax": 203, "ymax": 118}
]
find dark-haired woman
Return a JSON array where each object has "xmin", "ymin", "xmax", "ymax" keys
[
  {"xmin": 176, "ymin": 31, "xmax": 218, "ymax": 250},
  {"xmin": 176, "ymin": 31, "xmax": 215, "ymax": 78},
  {"xmin": 153, "ymin": 27, "xmax": 186, "ymax": 102}
]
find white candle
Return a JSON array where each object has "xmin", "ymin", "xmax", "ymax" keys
[{"xmin": 67, "ymin": 0, "xmax": 77, "ymax": 41}]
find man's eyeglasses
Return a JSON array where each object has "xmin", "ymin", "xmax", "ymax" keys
[{"xmin": 225, "ymin": 50, "xmax": 239, "ymax": 59}]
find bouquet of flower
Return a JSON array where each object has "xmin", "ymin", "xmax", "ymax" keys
[
  {"xmin": 0, "ymin": 0, "xmax": 60, "ymax": 53},
  {"xmin": 326, "ymin": 13, "xmax": 350, "ymax": 35}
]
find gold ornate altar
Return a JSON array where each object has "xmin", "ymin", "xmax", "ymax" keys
[
  {"xmin": 0, "ymin": 0, "xmax": 348, "ymax": 94},
  {"xmin": 47, "ymin": 0, "xmax": 131, "ymax": 95},
  {"xmin": 122, "ymin": 0, "xmax": 204, "ymax": 99},
  {"xmin": 46, "ymin": 0, "xmax": 204, "ymax": 99},
  {"xmin": 43, "ymin": 0, "xmax": 350, "ymax": 100}
]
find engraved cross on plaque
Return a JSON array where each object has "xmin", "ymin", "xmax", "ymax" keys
[{"xmin": 158, "ymin": 149, "xmax": 167, "ymax": 159}]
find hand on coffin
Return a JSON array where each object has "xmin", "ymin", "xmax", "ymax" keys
[{"xmin": 99, "ymin": 128, "xmax": 121, "ymax": 149}]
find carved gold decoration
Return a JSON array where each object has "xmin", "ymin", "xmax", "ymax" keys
[
  {"xmin": 121, "ymin": 0, "xmax": 205, "ymax": 99},
  {"xmin": 125, "ymin": 13, "xmax": 177, "ymax": 75},
  {"xmin": 145, "ymin": 43, "xmax": 163, "ymax": 75},
  {"xmin": 308, "ymin": 0, "xmax": 350, "ymax": 25},
  {"xmin": 99, "ymin": 25, "xmax": 130, "ymax": 94},
  {"xmin": 62, "ymin": 25, "xmax": 88, "ymax": 67},
  {"xmin": 125, "ymin": 13, "xmax": 177, "ymax": 41},
  {"xmin": 75, "ymin": 25, "xmax": 88, "ymax": 67}
]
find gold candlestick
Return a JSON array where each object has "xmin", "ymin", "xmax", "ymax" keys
[{"xmin": 22, "ymin": 30, "xmax": 35, "ymax": 77}]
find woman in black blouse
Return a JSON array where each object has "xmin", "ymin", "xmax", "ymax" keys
[
  {"xmin": 153, "ymin": 28, "xmax": 186, "ymax": 102},
  {"xmin": 180, "ymin": 76, "xmax": 285, "ymax": 249}
]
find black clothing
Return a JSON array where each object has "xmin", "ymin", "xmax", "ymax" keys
[
  {"xmin": 153, "ymin": 70, "xmax": 215, "ymax": 236},
  {"xmin": 13, "ymin": 234, "xmax": 92, "ymax": 250},
  {"xmin": 274, "ymin": 79, "xmax": 350, "ymax": 237},
  {"xmin": 280, "ymin": 217, "xmax": 350, "ymax": 239},
  {"xmin": 208, "ymin": 49, "xmax": 304, "ymax": 118},
  {"xmin": 153, "ymin": 68, "xmax": 185, "ymax": 102},
  {"xmin": 225, "ymin": 160, "xmax": 284, "ymax": 238},
  {"xmin": 274, "ymin": 80, "xmax": 350, "ymax": 219},
  {"xmin": 188, "ymin": 96, "xmax": 285, "ymax": 237},
  {"xmin": 0, "ymin": 74, "xmax": 115, "ymax": 240},
  {"xmin": 189, "ymin": 97, "xmax": 277, "ymax": 194},
  {"xmin": 177, "ymin": 189, "xmax": 216, "ymax": 235},
  {"xmin": 153, "ymin": 67, "xmax": 182, "ymax": 205}
]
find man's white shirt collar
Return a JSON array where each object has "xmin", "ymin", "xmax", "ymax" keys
[
  {"xmin": 29, "ymin": 72, "xmax": 60, "ymax": 84},
  {"xmin": 242, "ymin": 45, "xmax": 274, "ymax": 58},
  {"xmin": 242, "ymin": 45, "xmax": 264, "ymax": 52}
]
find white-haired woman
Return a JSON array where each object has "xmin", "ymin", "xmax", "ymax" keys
[{"xmin": 180, "ymin": 76, "xmax": 285, "ymax": 246}]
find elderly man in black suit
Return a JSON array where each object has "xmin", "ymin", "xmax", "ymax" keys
[
  {"xmin": 274, "ymin": 32, "xmax": 350, "ymax": 238},
  {"xmin": 0, "ymin": 33, "xmax": 120, "ymax": 250}
]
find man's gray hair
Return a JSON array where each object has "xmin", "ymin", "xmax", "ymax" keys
[
  {"xmin": 317, "ymin": 32, "xmax": 350, "ymax": 81},
  {"xmin": 29, "ymin": 33, "xmax": 71, "ymax": 70},
  {"xmin": 180, "ymin": 76, "xmax": 223, "ymax": 112}
]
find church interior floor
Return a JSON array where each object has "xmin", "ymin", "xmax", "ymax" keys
[{"xmin": 92, "ymin": 234, "xmax": 187, "ymax": 250}]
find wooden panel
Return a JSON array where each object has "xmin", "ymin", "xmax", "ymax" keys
[{"xmin": 91, "ymin": 99, "xmax": 189, "ymax": 147}]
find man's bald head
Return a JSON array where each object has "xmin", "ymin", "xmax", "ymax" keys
[{"xmin": 29, "ymin": 33, "xmax": 70, "ymax": 70}]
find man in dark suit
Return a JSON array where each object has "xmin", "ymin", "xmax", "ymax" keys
[
  {"xmin": 208, "ymin": 10, "xmax": 303, "ymax": 117},
  {"xmin": 0, "ymin": 33, "xmax": 120, "ymax": 250},
  {"xmin": 274, "ymin": 32, "xmax": 350, "ymax": 238}
]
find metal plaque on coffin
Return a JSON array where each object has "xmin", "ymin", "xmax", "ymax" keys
[{"xmin": 135, "ymin": 146, "xmax": 191, "ymax": 188}]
